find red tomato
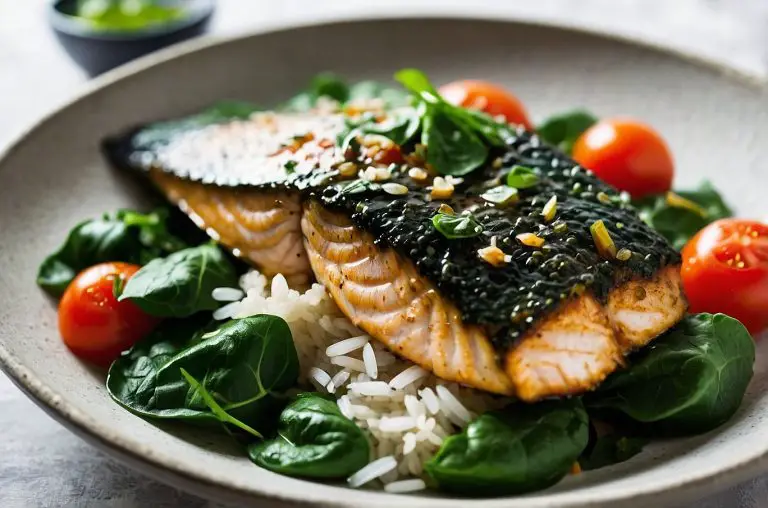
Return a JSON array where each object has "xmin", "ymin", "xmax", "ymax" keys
[
  {"xmin": 439, "ymin": 80, "xmax": 532, "ymax": 129},
  {"xmin": 572, "ymin": 119, "xmax": 674, "ymax": 199},
  {"xmin": 58, "ymin": 262, "xmax": 160, "ymax": 366},
  {"xmin": 682, "ymin": 219, "xmax": 768, "ymax": 335}
]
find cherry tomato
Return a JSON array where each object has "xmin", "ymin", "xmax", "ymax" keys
[
  {"xmin": 572, "ymin": 119, "xmax": 674, "ymax": 199},
  {"xmin": 681, "ymin": 219, "xmax": 768, "ymax": 335},
  {"xmin": 58, "ymin": 262, "xmax": 160, "ymax": 366},
  {"xmin": 439, "ymin": 80, "xmax": 532, "ymax": 129}
]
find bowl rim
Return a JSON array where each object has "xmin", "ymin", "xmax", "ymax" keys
[
  {"xmin": 2, "ymin": 13, "xmax": 768, "ymax": 508},
  {"xmin": 48, "ymin": 0, "xmax": 216, "ymax": 41}
]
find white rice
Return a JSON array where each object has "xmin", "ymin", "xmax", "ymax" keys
[
  {"xmin": 211, "ymin": 287, "xmax": 245, "ymax": 302},
  {"xmin": 217, "ymin": 270, "xmax": 503, "ymax": 488}
]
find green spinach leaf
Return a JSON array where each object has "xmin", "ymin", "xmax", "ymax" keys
[
  {"xmin": 393, "ymin": 68, "xmax": 509, "ymax": 176},
  {"xmin": 423, "ymin": 107, "xmax": 488, "ymax": 176},
  {"xmin": 119, "ymin": 243, "xmax": 237, "ymax": 317},
  {"xmin": 283, "ymin": 73, "xmax": 349, "ymax": 111},
  {"xmin": 587, "ymin": 313, "xmax": 755, "ymax": 435},
  {"xmin": 506, "ymin": 165, "xmax": 540, "ymax": 189},
  {"xmin": 107, "ymin": 315, "xmax": 299, "ymax": 433},
  {"xmin": 537, "ymin": 110, "xmax": 598, "ymax": 154},
  {"xmin": 249, "ymin": 393, "xmax": 370, "ymax": 478},
  {"xmin": 425, "ymin": 399, "xmax": 589, "ymax": 496},
  {"xmin": 37, "ymin": 209, "xmax": 186, "ymax": 296},
  {"xmin": 634, "ymin": 181, "xmax": 733, "ymax": 250},
  {"xmin": 579, "ymin": 433, "xmax": 647, "ymax": 471},
  {"xmin": 347, "ymin": 80, "xmax": 410, "ymax": 108}
]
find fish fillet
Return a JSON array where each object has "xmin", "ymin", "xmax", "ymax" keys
[{"xmin": 105, "ymin": 106, "xmax": 688, "ymax": 400}]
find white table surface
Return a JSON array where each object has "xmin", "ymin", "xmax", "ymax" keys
[{"xmin": 1, "ymin": 1, "xmax": 767, "ymax": 507}]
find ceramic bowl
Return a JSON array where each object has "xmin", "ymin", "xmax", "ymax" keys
[{"xmin": 49, "ymin": 0, "xmax": 215, "ymax": 76}]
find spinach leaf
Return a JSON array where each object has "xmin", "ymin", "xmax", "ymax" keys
[
  {"xmin": 249, "ymin": 393, "xmax": 370, "ymax": 478},
  {"xmin": 347, "ymin": 80, "xmax": 410, "ymax": 108},
  {"xmin": 587, "ymin": 313, "xmax": 755, "ymax": 435},
  {"xmin": 423, "ymin": 107, "xmax": 488, "ymax": 176},
  {"xmin": 432, "ymin": 212, "xmax": 484, "ymax": 239},
  {"xmin": 537, "ymin": 110, "xmax": 598, "ymax": 154},
  {"xmin": 107, "ymin": 315, "xmax": 299, "ymax": 433},
  {"xmin": 339, "ymin": 108, "xmax": 421, "ymax": 151},
  {"xmin": 283, "ymin": 73, "xmax": 349, "ymax": 111},
  {"xmin": 425, "ymin": 399, "xmax": 589, "ymax": 496},
  {"xmin": 634, "ymin": 181, "xmax": 733, "ymax": 250},
  {"xmin": 393, "ymin": 68, "xmax": 509, "ymax": 176},
  {"xmin": 579, "ymin": 433, "xmax": 647, "ymax": 471},
  {"xmin": 37, "ymin": 209, "xmax": 186, "ymax": 296},
  {"xmin": 119, "ymin": 243, "xmax": 237, "ymax": 317}
]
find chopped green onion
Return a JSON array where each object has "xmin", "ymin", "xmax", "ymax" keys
[
  {"xmin": 481, "ymin": 186, "xmax": 519, "ymax": 207},
  {"xmin": 590, "ymin": 220, "xmax": 617, "ymax": 259},
  {"xmin": 666, "ymin": 191, "xmax": 708, "ymax": 218},
  {"xmin": 506, "ymin": 165, "xmax": 539, "ymax": 189}
]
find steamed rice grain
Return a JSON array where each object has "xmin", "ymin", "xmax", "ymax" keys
[{"xmin": 227, "ymin": 269, "xmax": 503, "ymax": 487}]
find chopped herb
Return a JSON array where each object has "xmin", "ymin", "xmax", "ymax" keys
[
  {"xmin": 506, "ymin": 166, "xmax": 539, "ymax": 189},
  {"xmin": 340, "ymin": 179, "xmax": 379, "ymax": 195},
  {"xmin": 432, "ymin": 212, "xmax": 483, "ymax": 239},
  {"xmin": 481, "ymin": 186, "xmax": 519, "ymax": 207},
  {"xmin": 590, "ymin": 220, "xmax": 617, "ymax": 259},
  {"xmin": 284, "ymin": 160, "xmax": 298, "ymax": 173}
]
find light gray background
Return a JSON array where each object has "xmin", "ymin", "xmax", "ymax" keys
[{"xmin": 1, "ymin": 1, "xmax": 767, "ymax": 507}]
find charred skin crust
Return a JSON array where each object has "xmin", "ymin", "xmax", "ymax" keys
[{"xmin": 104, "ymin": 116, "xmax": 680, "ymax": 355}]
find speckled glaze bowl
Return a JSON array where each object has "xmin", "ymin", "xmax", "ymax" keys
[{"xmin": 1, "ymin": 17, "xmax": 767, "ymax": 508}]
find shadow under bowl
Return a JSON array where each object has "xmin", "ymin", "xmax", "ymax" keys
[{"xmin": 49, "ymin": 0, "xmax": 216, "ymax": 76}]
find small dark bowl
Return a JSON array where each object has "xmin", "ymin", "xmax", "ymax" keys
[{"xmin": 49, "ymin": 0, "xmax": 216, "ymax": 76}]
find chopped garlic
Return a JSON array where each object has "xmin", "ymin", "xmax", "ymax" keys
[
  {"xmin": 430, "ymin": 176, "xmax": 455, "ymax": 199},
  {"xmin": 359, "ymin": 166, "xmax": 392, "ymax": 182},
  {"xmin": 338, "ymin": 162, "xmax": 358, "ymax": 177},
  {"xmin": 542, "ymin": 195, "xmax": 557, "ymax": 222},
  {"xmin": 408, "ymin": 167, "xmax": 429, "ymax": 182},
  {"xmin": 478, "ymin": 245, "xmax": 510, "ymax": 266},
  {"xmin": 516, "ymin": 233, "xmax": 545, "ymax": 248},
  {"xmin": 438, "ymin": 203, "xmax": 455, "ymax": 215}
]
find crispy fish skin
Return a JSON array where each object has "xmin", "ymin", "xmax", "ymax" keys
[{"xmin": 303, "ymin": 201, "xmax": 686, "ymax": 400}]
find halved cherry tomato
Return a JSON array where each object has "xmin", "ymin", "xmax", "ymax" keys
[
  {"xmin": 572, "ymin": 119, "xmax": 674, "ymax": 199},
  {"xmin": 439, "ymin": 80, "xmax": 532, "ymax": 129},
  {"xmin": 58, "ymin": 262, "xmax": 160, "ymax": 366},
  {"xmin": 682, "ymin": 219, "xmax": 768, "ymax": 335}
]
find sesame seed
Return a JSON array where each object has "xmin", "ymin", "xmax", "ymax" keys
[
  {"xmin": 408, "ymin": 167, "xmax": 429, "ymax": 182},
  {"xmin": 382, "ymin": 183, "xmax": 408, "ymax": 195},
  {"xmin": 616, "ymin": 248, "xmax": 633, "ymax": 261},
  {"xmin": 338, "ymin": 162, "xmax": 358, "ymax": 177}
]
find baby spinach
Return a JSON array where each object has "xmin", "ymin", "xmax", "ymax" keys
[
  {"xmin": 425, "ymin": 399, "xmax": 589, "ymax": 496},
  {"xmin": 578, "ymin": 433, "xmax": 647, "ymax": 471},
  {"xmin": 587, "ymin": 313, "xmax": 755, "ymax": 435},
  {"xmin": 393, "ymin": 68, "xmax": 510, "ymax": 176},
  {"xmin": 634, "ymin": 181, "xmax": 733, "ymax": 250},
  {"xmin": 506, "ymin": 165, "xmax": 540, "ymax": 189},
  {"xmin": 537, "ymin": 110, "xmax": 597, "ymax": 154},
  {"xmin": 119, "ymin": 243, "xmax": 237, "ymax": 317},
  {"xmin": 346, "ymin": 80, "xmax": 410, "ymax": 108},
  {"xmin": 432, "ymin": 212, "xmax": 484, "ymax": 239},
  {"xmin": 107, "ymin": 315, "xmax": 299, "ymax": 433},
  {"xmin": 249, "ymin": 393, "xmax": 370, "ymax": 478},
  {"xmin": 37, "ymin": 209, "xmax": 186, "ymax": 296},
  {"xmin": 283, "ymin": 73, "xmax": 350, "ymax": 111}
]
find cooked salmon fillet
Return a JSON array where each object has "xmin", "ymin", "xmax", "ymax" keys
[
  {"xmin": 303, "ymin": 200, "xmax": 686, "ymax": 400},
  {"xmin": 105, "ymin": 105, "xmax": 687, "ymax": 400}
]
